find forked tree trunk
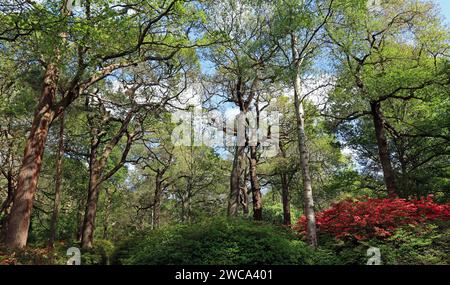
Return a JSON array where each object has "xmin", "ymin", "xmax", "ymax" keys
[
  {"xmin": 249, "ymin": 146, "xmax": 262, "ymax": 220},
  {"xmin": 5, "ymin": 63, "xmax": 59, "ymax": 248},
  {"xmin": 370, "ymin": 101, "xmax": 397, "ymax": 197},
  {"xmin": 80, "ymin": 96, "xmax": 132, "ymax": 248},
  {"xmin": 81, "ymin": 135, "xmax": 101, "ymax": 249},
  {"xmin": 291, "ymin": 35, "xmax": 318, "ymax": 248},
  {"xmin": 48, "ymin": 111, "xmax": 65, "ymax": 248}
]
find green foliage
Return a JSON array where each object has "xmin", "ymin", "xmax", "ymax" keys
[
  {"xmin": 113, "ymin": 218, "xmax": 317, "ymax": 265},
  {"xmin": 82, "ymin": 239, "xmax": 116, "ymax": 265},
  {"xmin": 261, "ymin": 203, "xmax": 288, "ymax": 224},
  {"xmin": 261, "ymin": 202, "xmax": 301, "ymax": 225},
  {"xmin": 378, "ymin": 222, "xmax": 450, "ymax": 265},
  {"xmin": 316, "ymin": 221, "xmax": 450, "ymax": 265}
]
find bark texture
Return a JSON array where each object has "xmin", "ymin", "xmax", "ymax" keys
[
  {"xmin": 249, "ymin": 146, "xmax": 262, "ymax": 220},
  {"xmin": 48, "ymin": 111, "xmax": 65, "ymax": 248},
  {"xmin": 370, "ymin": 101, "xmax": 397, "ymax": 196},
  {"xmin": 5, "ymin": 63, "xmax": 59, "ymax": 248},
  {"xmin": 291, "ymin": 34, "xmax": 317, "ymax": 248}
]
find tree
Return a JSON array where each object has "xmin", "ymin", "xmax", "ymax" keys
[
  {"xmin": 269, "ymin": 0, "xmax": 335, "ymax": 248},
  {"xmin": 1, "ymin": 0, "xmax": 200, "ymax": 248},
  {"xmin": 47, "ymin": 111, "xmax": 64, "ymax": 248},
  {"xmin": 203, "ymin": 0, "xmax": 277, "ymax": 220},
  {"xmin": 326, "ymin": 0, "xmax": 449, "ymax": 197}
]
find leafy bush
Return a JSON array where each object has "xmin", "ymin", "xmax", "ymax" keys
[
  {"xmin": 81, "ymin": 239, "xmax": 116, "ymax": 265},
  {"xmin": 314, "ymin": 221, "xmax": 450, "ymax": 265},
  {"xmin": 261, "ymin": 203, "xmax": 286, "ymax": 224},
  {"xmin": 261, "ymin": 203, "xmax": 300, "ymax": 225},
  {"xmin": 295, "ymin": 195, "xmax": 450, "ymax": 240},
  {"xmin": 378, "ymin": 222, "xmax": 450, "ymax": 265},
  {"xmin": 112, "ymin": 217, "xmax": 317, "ymax": 265}
]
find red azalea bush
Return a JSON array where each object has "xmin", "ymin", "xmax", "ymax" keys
[{"xmin": 294, "ymin": 195, "xmax": 450, "ymax": 240}]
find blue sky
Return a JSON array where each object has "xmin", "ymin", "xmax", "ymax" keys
[{"xmin": 435, "ymin": 0, "xmax": 450, "ymax": 23}]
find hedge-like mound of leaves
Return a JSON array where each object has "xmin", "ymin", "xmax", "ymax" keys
[{"xmin": 112, "ymin": 217, "xmax": 319, "ymax": 265}]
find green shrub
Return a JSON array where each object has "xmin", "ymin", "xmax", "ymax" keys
[
  {"xmin": 112, "ymin": 217, "xmax": 317, "ymax": 265},
  {"xmin": 378, "ymin": 222, "xmax": 449, "ymax": 265},
  {"xmin": 315, "ymin": 221, "xmax": 450, "ymax": 265},
  {"xmin": 81, "ymin": 239, "xmax": 116, "ymax": 265}
]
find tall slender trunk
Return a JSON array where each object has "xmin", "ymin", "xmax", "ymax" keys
[
  {"xmin": 48, "ymin": 112, "xmax": 65, "ymax": 248},
  {"xmin": 152, "ymin": 170, "xmax": 163, "ymax": 228},
  {"xmin": 249, "ymin": 146, "xmax": 262, "ymax": 220},
  {"xmin": 81, "ymin": 169, "xmax": 100, "ymax": 249},
  {"xmin": 370, "ymin": 101, "xmax": 397, "ymax": 197},
  {"xmin": 291, "ymin": 34, "xmax": 317, "ymax": 248},
  {"xmin": 76, "ymin": 200, "xmax": 84, "ymax": 242},
  {"xmin": 102, "ymin": 189, "xmax": 112, "ymax": 240},
  {"xmin": 81, "ymin": 138, "xmax": 101, "ymax": 249},
  {"xmin": 228, "ymin": 145, "xmax": 245, "ymax": 216},
  {"xmin": 186, "ymin": 178, "xmax": 192, "ymax": 223},
  {"xmin": 5, "ymin": 63, "xmax": 59, "ymax": 248},
  {"xmin": 280, "ymin": 173, "xmax": 291, "ymax": 226},
  {"xmin": 279, "ymin": 142, "xmax": 291, "ymax": 226},
  {"xmin": 180, "ymin": 196, "xmax": 186, "ymax": 223}
]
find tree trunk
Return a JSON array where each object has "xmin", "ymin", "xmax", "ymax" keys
[
  {"xmin": 81, "ymin": 168, "xmax": 100, "ymax": 249},
  {"xmin": 5, "ymin": 63, "xmax": 58, "ymax": 248},
  {"xmin": 249, "ymin": 146, "xmax": 262, "ymax": 220},
  {"xmin": 152, "ymin": 171, "xmax": 163, "ymax": 228},
  {"xmin": 76, "ymin": 200, "xmax": 84, "ymax": 242},
  {"xmin": 280, "ymin": 173, "xmax": 291, "ymax": 226},
  {"xmin": 185, "ymin": 177, "xmax": 192, "ymax": 223},
  {"xmin": 240, "ymin": 173, "xmax": 249, "ymax": 216},
  {"xmin": 228, "ymin": 145, "xmax": 245, "ymax": 216},
  {"xmin": 48, "ymin": 111, "xmax": 65, "ymax": 248},
  {"xmin": 370, "ymin": 101, "xmax": 397, "ymax": 197},
  {"xmin": 279, "ymin": 142, "xmax": 291, "ymax": 226},
  {"xmin": 294, "ymin": 93, "xmax": 318, "ymax": 248},
  {"xmin": 291, "ymin": 35, "xmax": 318, "ymax": 248},
  {"xmin": 81, "ymin": 138, "xmax": 101, "ymax": 249},
  {"xmin": 102, "ymin": 188, "xmax": 112, "ymax": 240}
]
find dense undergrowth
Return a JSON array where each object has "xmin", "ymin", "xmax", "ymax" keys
[{"xmin": 1, "ymin": 197, "xmax": 449, "ymax": 265}]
